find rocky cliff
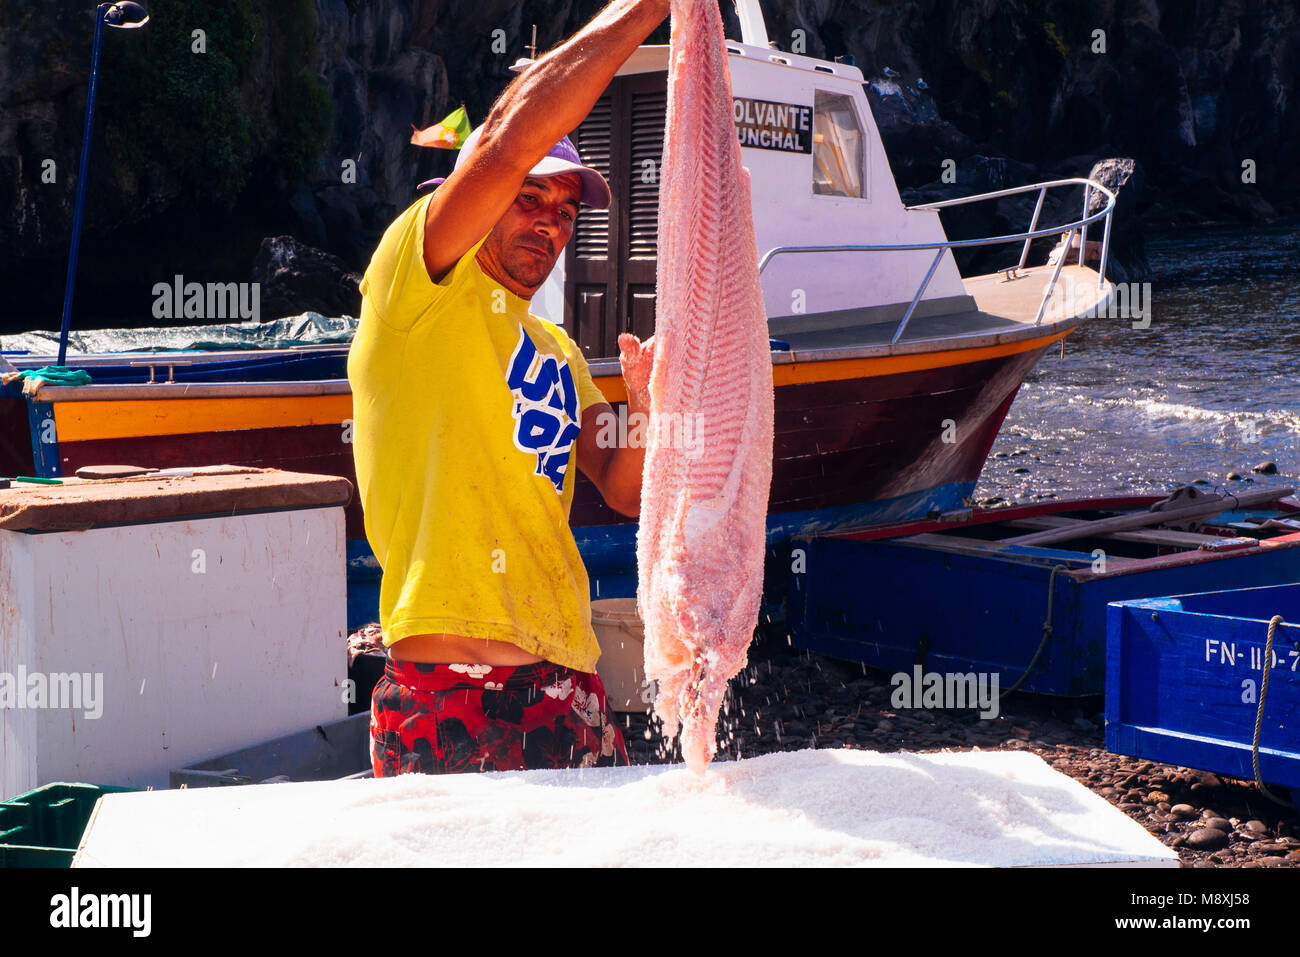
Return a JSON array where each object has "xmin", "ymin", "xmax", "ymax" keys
[{"xmin": 1, "ymin": 0, "xmax": 1294, "ymax": 327}]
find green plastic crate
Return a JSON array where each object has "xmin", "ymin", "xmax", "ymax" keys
[{"xmin": 0, "ymin": 783, "xmax": 137, "ymax": 868}]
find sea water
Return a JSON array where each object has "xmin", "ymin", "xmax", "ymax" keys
[{"xmin": 977, "ymin": 222, "xmax": 1300, "ymax": 504}]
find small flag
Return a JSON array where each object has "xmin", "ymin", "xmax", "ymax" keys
[{"xmin": 411, "ymin": 105, "xmax": 471, "ymax": 149}]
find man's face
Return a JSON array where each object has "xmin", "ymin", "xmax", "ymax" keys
[{"xmin": 479, "ymin": 173, "xmax": 583, "ymax": 298}]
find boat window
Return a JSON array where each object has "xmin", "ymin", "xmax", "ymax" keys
[{"xmin": 812, "ymin": 90, "xmax": 865, "ymax": 198}]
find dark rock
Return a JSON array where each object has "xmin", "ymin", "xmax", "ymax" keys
[
  {"xmin": 1186, "ymin": 828, "xmax": 1229, "ymax": 850},
  {"xmin": 1252, "ymin": 843, "xmax": 1289, "ymax": 855},
  {"xmin": 6, "ymin": 0, "xmax": 1300, "ymax": 328},
  {"xmin": 1227, "ymin": 472, "xmax": 1243, "ymax": 482},
  {"xmin": 1170, "ymin": 804, "xmax": 1196, "ymax": 820},
  {"xmin": 1252, "ymin": 461, "xmax": 1278, "ymax": 475},
  {"xmin": 289, "ymin": 184, "xmax": 330, "ymax": 250},
  {"xmin": 864, "ymin": 74, "xmax": 976, "ymax": 189},
  {"xmin": 901, "ymin": 154, "xmax": 1041, "ymax": 275},
  {"xmin": 252, "ymin": 235, "xmax": 363, "ymax": 320},
  {"xmin": 1084, "ymin": 158, "xmax": 1151, "ymax": 285},
  {"xmin": 1202, "ymin": 817, "xmax": 1232, "ymax": 833}
]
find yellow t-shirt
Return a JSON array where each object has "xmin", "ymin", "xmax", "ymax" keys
[{"xmin": 347, "ymin": 194, "xmax": 608, "ymax": 672}]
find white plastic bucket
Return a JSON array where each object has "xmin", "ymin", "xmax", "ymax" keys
[{"xmin": 591, "ymin": 598, "xmax": 656, "ymax": 713}]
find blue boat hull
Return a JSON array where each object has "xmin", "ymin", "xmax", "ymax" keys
[
  {"xmin": 346, "ymin": 481, "xmax": 975, "ymax": 632},
  {"xmin": 1107, "ymin": 584, "xmax": 1300, "ymax": 789},
  {"xmin": 785, "ymin": 521, "xmax": 1300, "ymax": 696}
]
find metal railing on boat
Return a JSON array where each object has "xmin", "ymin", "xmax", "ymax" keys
[{"xmin": 757, "ymin": 177, "xmax": 1117, "ymax": 344}]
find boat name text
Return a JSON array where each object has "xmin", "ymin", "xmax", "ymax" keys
[{"xmin": 733, "ymin": 97, "xmax": 813, "ymax": 154}]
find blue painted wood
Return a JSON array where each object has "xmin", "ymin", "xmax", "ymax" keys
[
  {"xmin": 340, "ymin": 484, "xmax": 955, "ymax": 633},
  {"xmin": 26, "ymin": 400, "xmax": 60, "ymax": 479},
  {"xmin": 1106, "ymin": 584, "xmax": 1300, "ymax": 788},
  {"xmin": 77, "ymin": 351, "xmax": 349, "ymax": 384},
  {"xmin": 572, "ymin": 480, "xmax": 976, "ymax": 567},
  {"xmin": 786, "ymin": 535, "xmax": 1300, "ymax": 696},
  {"xmin": 9, "ymin": 350, "xmax": 349, "ymax": 386}
]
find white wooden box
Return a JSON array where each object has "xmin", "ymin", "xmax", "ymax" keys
[{"xmin": 1, "ymin": 470, "xmax": 349, "ymax": 794}]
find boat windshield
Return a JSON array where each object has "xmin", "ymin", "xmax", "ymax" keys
[{"xmin": 812, "ymin": 90, "xmax": 865, "ymax": 199}]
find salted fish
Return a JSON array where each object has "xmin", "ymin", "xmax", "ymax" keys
[{"xmin": 632, "ymin": 0, "xmax": 774, "ymax": 774}]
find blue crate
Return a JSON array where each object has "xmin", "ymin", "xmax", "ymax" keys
[{"xmin": 1106, "ymin": 583, "xmax": 1300, "ymax": 789}]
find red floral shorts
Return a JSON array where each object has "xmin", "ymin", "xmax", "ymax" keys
[{"xmin": 370, "ymin": 659, "xmax": 629, "ymax": 776}]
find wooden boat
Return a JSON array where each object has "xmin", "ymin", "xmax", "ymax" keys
[
  {"xmin": 785, "ymin": 489, "xmax": 1300, "ymax": 696},
  {"xmin": 1108, "ymin": 582, "xmax": 1300, "ymax": 792},
  {"xmin": 0, "ymin": 0, "xmax": 1116, "ymax": 628}
]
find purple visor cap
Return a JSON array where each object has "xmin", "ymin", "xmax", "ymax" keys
[{"xmin": 417, "ymin": 127, "xmax": 612, "ymax": 209}]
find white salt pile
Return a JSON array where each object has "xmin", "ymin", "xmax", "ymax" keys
[{"xmin": 74, "ymin": 748, "xmax": 1177, "ymax": 867}]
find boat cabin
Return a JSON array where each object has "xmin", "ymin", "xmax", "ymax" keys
[{"xmin": 520, "ymin": 0, "xmax": 971, "ymax": 360}]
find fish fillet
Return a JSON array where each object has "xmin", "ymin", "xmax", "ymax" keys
[{"xmin": 633, "ymin": 0, "xmax": 774, "ymax": 775}]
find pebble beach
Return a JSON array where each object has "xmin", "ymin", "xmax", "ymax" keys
[
  {"xmin": 618, "ymin": 634, "xmax": 1300, "ymax": 869},
  {"xmin": 351, "ymin": 616, "xmax": 1298, "ymax": 868}
]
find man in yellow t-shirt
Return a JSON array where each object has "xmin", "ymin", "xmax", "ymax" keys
[{"xmin": 349, "ymin": 0, "xmax": 669, "ymax": 775}]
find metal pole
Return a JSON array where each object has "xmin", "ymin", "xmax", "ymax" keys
[
  {"xmin": 1098, "ymin": 204, "xmax": 1114, "ymax": 289},
  {"xmin": 1034, "ymin": 228, "xmax": 1074, "ymax": 326},
  {"xmin": 1018, "ymin": 186, "xmax": 1046, "ymax": 269},
  {"xmin": 891, "ymin": 248, "xmax": 946, "ymax": 344},
  {"xmin": 57, "ymin": 4, "xmax": 108, "ymax": 368},
  {"xmin": 1077, "ymin": 184, "xmax": 1090, "ymax": 267}
]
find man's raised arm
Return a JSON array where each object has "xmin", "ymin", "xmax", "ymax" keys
[{"xmin": 422, "ymin": 0, "xmax": 670, "ymax": 282}]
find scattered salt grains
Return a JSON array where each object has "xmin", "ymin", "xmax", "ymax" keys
[{"xmin": 77, "ymin": 750, "xmax": 1176, "ymax": 868}]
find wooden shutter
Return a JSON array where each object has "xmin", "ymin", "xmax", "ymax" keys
[
  {"xmin": 625, "ymin": 80, "xmax": 666, "ymax": 343},
  {"xmin": 566, "ymin": 95, "xmax": 616, "ymax": 359},
  {"xmin": 565, "ymin": 71, "xmax": 667, "ymax": 359}
]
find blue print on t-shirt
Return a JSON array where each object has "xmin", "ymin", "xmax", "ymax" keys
[{"xmin": 506, "ymin": 326, "xmax": 581, "ymax": 493}]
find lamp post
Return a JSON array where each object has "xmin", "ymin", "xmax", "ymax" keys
[{"xmin": 56, "ymin": 2, "xmax": 150, "ymax": 368}]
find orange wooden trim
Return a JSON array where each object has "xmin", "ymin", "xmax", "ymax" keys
[
  {"xmin": 50, "ymin": 329, "xmax": 1067, "ymax": 439},
  {"xmin": 592, "ymin": 329, "xmax": 1068, "ymax": 403},
  {"xmin": 54, "ymin": 394, "xmax": 355, "ymax": 443}
]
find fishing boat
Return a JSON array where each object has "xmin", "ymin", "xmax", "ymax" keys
[
  {"xmin": 0, "ymin": 0, "xmax": 1115, "ymax": 627},
  {"xmin": 785, "ymin": 487, "xmax": 1300, "ymax": 695},
  {"xmin": 1108, "ymin": 582, "xmax": 1300, "ymax": 792}
]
